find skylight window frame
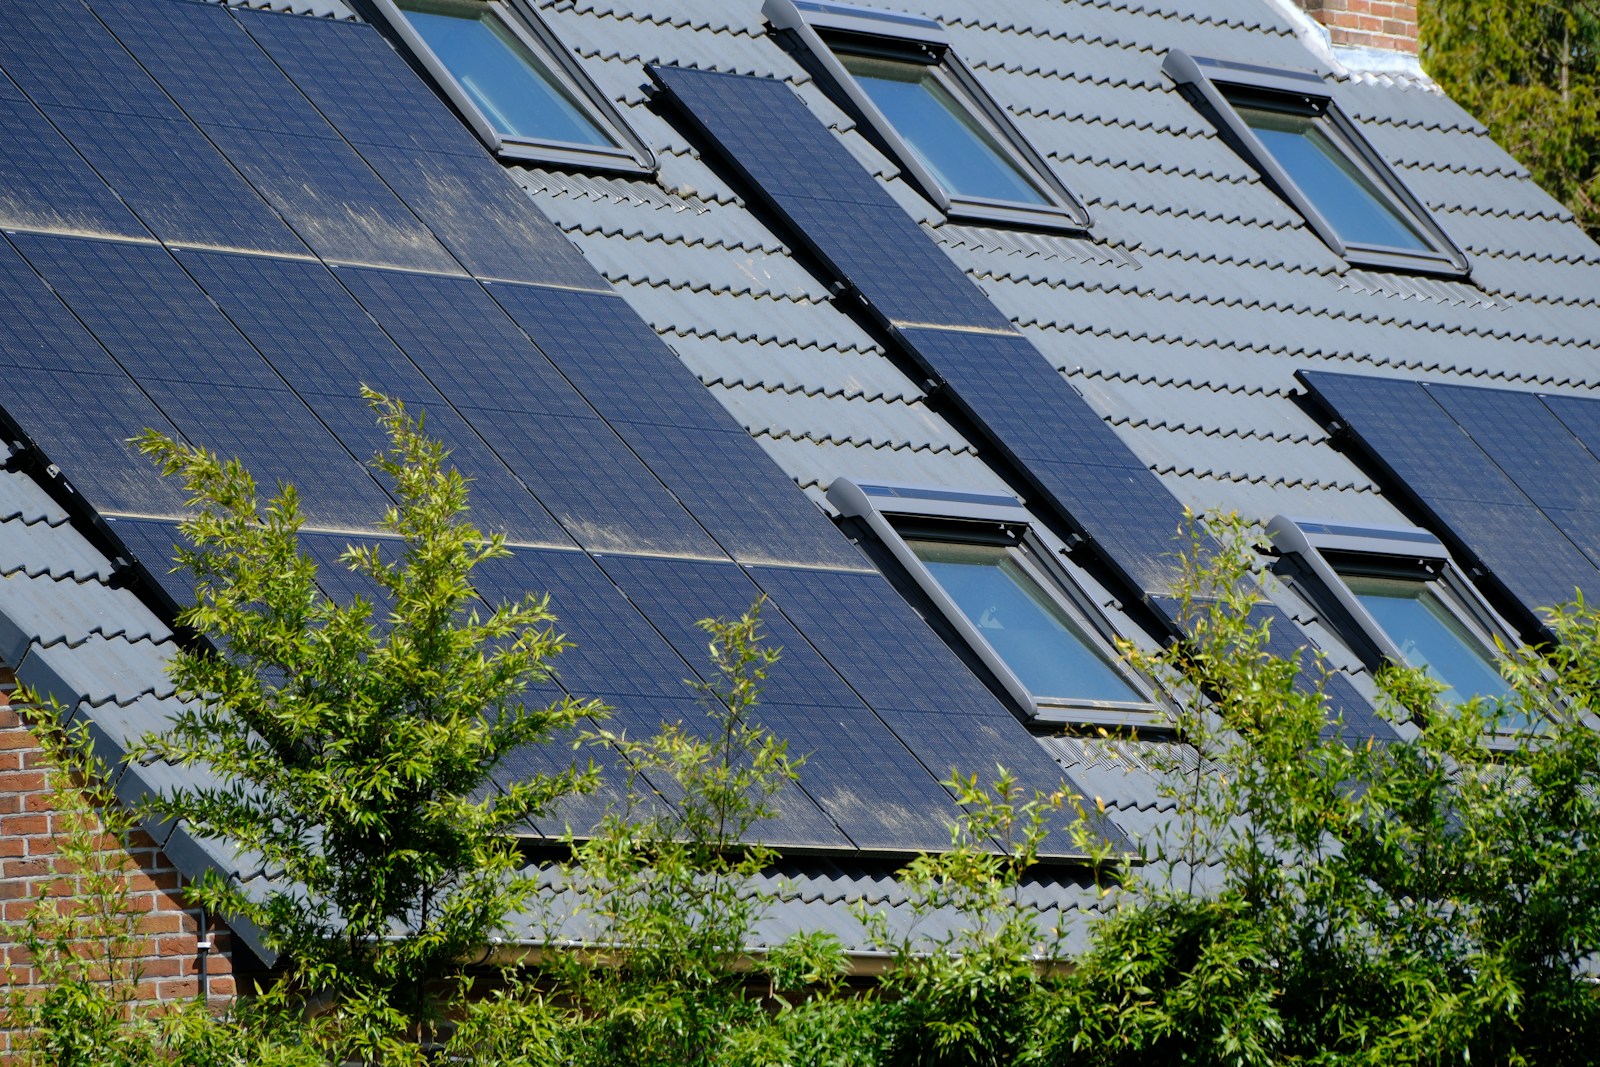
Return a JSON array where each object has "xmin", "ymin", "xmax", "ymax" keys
[
  {"xmin": 1164, "ymin": 51, "xmax": 1468, "ymax": 277},
  {"xmin": 1267, "ymin": 516, "xmax": 1519, "ymax": 726},
  {"xmin": 764, "ymin": 0, "xmax": 1091, "ymax": 233},
  {"xmin": 829, "ymin": 480, "xmax": 1160, "ymax": 727},
  {"xmin": 364, "ymin": 0, "xmax": 654, "ymax": 174}
]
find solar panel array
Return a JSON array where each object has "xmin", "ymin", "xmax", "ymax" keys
[
  {"xmin": 1302, "ymin": 372, "xmax": 1600, "ymax": 627},
  {"xmin": 0, "ymin": 0, "xmax": 1116, "ymax": 853},
  {"xmin": 652, "ymin": 64, "xmax": 1392, "ymax": 740}
]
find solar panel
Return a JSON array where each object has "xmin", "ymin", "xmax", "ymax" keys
[
  {"xmin": 102, "ymin": 516, "xmax": 192, "ymax": 608},
  {"xmin": 237, "ymin": 10, "xmax": 599, "ymax": 289},
  {"xmin": 1426, "ymin": 383, "xmax": 1600, "ymax": 573},
  {"xmin": 899, "ymin": 327, "xmax": 1188, "ymax": 594},
  {"xmin": 1301, "ymin": 371, "xmax": 1599, "ymax": 621},
  {"xmin": 0, "ymin": 0, "xmax": 299, "ymax": 253},
  {"xmin": 334, "ymin": 266, "xmax": 722, "ymax": 559},
  {"xmin": 489, "ymin": 281, "xmax": 864, "ymax": 568},
  {"xmin": 90, "ymin": 0, "xmax": 459, "ymax": 273},
  {"xmin": 474, "ymin": 547, "xmax": 853, "ymax": 848},
  {"xmin": 9, "ymin": 233, "xmax": 393, "ymax": 529},
  {"xmin": 0, "ymin": 74, "xmax": 147, "ymax": 240},
  {"xmin": 745, "ymin": 564, "xmax": 1128, "ymax": 852},
  {"xmin": 592, "ymin": 553, "xmax": 961, "ymax": 851},
  {"xmin": 650, "ymin": 64, "xmax": 1011, "ymax": 333},
  {"xmin": 232, "ymin": 6, "xmax": 481, "ymax": 158},
  {"xmin": 0, "ymin": 239, "xmax": 187, "ymax": 515},
  {"xmin": 176, "ymin": 249, "xmax": 568, "ymax": 544}
]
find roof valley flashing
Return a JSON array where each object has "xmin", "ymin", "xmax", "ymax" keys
[{"xmin": 648, "ymin": 61, "xmax": 1393, "ymax": 743}]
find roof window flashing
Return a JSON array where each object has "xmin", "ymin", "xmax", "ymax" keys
[
  {"xmin": 1164, "ymin": 51, "xmax": 1468, "ymax": 277},
  {"xmin": 367, "ymin": 0, "xmax": 654, "ymax": 174},
  {"xmin": 765, "ymin": 0, "xmax": 1090, "ymax": 232},
  {"xmin": 1267, "ymin": 516, "xmax": 1523, "ymax": 731},
  {"xmin": 830, "ymin": 479, "xmax": 1160, "ymax": 727}
]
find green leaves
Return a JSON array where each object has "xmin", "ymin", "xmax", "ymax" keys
[{"xmin": 132, "ymin": 392, "xmax": 598, "ymax": 1027}]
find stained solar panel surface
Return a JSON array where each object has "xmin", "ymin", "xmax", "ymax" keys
[
  {"xmin": 8, "ymin": 233, "xmax": 391, "ymax": 528},
  {"xmin": 335, "ymin": 266, "xmax": 722, "ymax": 558},
  {"xmin": 489, "ymin": 281, "xmax": 864, "ymax": 568}
]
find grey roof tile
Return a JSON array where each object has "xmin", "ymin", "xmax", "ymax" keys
[
  {"xmin": 674, "ymin": 335, "xmax": 926, "ymax": 404},
  {"xmin": 626, "ymin": 281, "xmax": 884, "ymax": 351},
  {"xmin": 0, "ymin": 465, "xmax": 69, "ymax": 526},
  {"xmin": 755, "ymin": 435, "xmax": 1017, "ymax": 505},
  {"xmin": 65, "ymin": 691, "xmax": 184, "ymax": 770},
  {"xmin": 571, "ymin": 229, "xmax": 834, "ymax": 301},
  {"xmin": 18, "ymin": 633, "xmax": 178, "ymax": 710},
  {"xmin": 0, "ymin": 512, "xmax": 113, "ymax": 583},
  {"xmin": 0, "ymin": 569, "xmax": 169, "ymax": 664},
  {"xmin": 559, "ymin": 0, "xmax": 768, "ymax": 34}
]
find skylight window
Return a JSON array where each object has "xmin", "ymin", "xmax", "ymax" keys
[
  {"xmin": 1268, "ymin": 517, "xmax": 1520, "ymax": 725},
  {"xmin": 829, "ymin": 480, "xmax": 1157, "ymax": 726},
  {"xmin": 765, "ymin": 0, "xmax": 1090, "ymax": 231},
  {"xmin": 1164, "ymin": 51, "xmax": 1467, "ymax": 276},
  {"xmin": 370, "ymin": 0, "xmax": 653, "ymax": 172}
]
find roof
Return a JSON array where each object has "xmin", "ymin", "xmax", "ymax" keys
[{"xmin": 1, "ymin": 0, "xmax": 1597, "ymax": 961}]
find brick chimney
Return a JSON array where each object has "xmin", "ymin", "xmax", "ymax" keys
[{"xmin": 1298, "ymin": 0, "xmax": 1418, "ymax": 54}]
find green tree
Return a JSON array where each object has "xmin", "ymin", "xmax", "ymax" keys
[
  {"xmin": 1042, "ymin": 513, "xmax": 1600, "ymax": 1066},
  {"xmin": 1421, "ymin": 0, "xmax": 1600, "ymax": 237},
  {"xmin": 132, "ymin": 392, "xmax": 599, "ymax": 1039}
]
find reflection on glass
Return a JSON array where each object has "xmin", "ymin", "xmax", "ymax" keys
[
  {"xmin": 397, "ymin": 0, "xmax": 616, "ymax": 147},
  {"xmin": 1237, "ymin": 105, "xmax": 1431, "ymax": 252},
  {"xmin": 839, "ymin": 52, "xmax": 1048, "ymax": 206},
  {"xmin": 1345, "ymin": 574, "xmax": 1512, "ymax": 708},
  {"xmin": 908, "ymin": 539, "xmax": 1141, "ymax": 704}
]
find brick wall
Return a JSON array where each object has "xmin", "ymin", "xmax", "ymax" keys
[
  {"xmin": 1, "ymin": 699, "xmax": 240, "ymax": 1054},
  {"xmin": 1299, "ymin": 0, "xmax": 1419, "ymax": 54}
]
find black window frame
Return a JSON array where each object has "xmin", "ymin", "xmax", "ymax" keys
[
  {"xmin": 765, "ymin": 0, "xmax": 1091, "ymax": 233},
  {"xmin": 1267, "ymin": 516, "xmax": 1519, "ymax": 729},
  {"xmin": 362, "ymin": 0, "xmax": 655, "ymax": 174},
  {"xmin": 1164, "ymin": 50, "xmax": 1468, "ymax": 277},
  {"xmin": 829, "ymin": 479, "xmax": 1160, "ymax": 726}
]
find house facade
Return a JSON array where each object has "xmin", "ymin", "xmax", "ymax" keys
[{"xmin": 2, "ymin": 0, "xmax": 1597, "ymax": 1012}]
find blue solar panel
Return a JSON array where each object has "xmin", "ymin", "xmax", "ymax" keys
[
  {"xmin": 90, "ymin": 0, "xmax": 459, "ymax": 273},
  {"xmin": 236, "ymin": 10, "xmax": 600, "ymax": 288},
  {"xmin": 650, "ymin": 65, "xmax": 1011, "ymax": 332},
  {"xmin": 102, "ymin": 516, "xmax": 193, "ymax": 608},
  {"xmin": 1542, "ymin": 394, "xmax": 1600, "ymax": 478},
  {"xmin": 1426, "ymin": 383, "xmax": 1600, "ymax": 573},
  {"xmin": 745, "ymin": 564, "xmax": 1127, "ymax": 852},
  {"xmin": 0, "ymin": 238, "xmax": 186, "ymax": 515},
  {"xmin": 593, "ymin": 553, "xmax": 960, "ymax": 851},
  {"xmin": 47, "ymin": 105, "xmax": 304, "ymax": 256},
  {"xmin": 335, "ymin": 266, "xmax": 722, "ymax": 558},
  {"xmin": 9, "ymin": 233, "xmax": 393, "ymax": 528},
  {"xmin": 474, "ymin": 547, "xmax": 853, "ymax": 848},
  {"xmin": 490, "ymin": 282, "xmax": 864, "ymax": 568},
  {"xmin": 0, "ymin": 0, "xmax": 176, "ymax": 118},
  {"xmin": 0, "ymin": 74, "xmax": 147, "ymax": 241},
  {"xmin": 177, "ymin": 249, "xmax": 568, "ymax": 544},
  {"xmin": 0, "ymin": 0, "xmax": 299, "ymax": 253},
  {"xmin": 91, "ymin": 0, "xmax": 333, "ymax": 140},
  {"xmin": 1300, "ymin": 371, "xmax": 1598, "ymax": 620},
  {"xmin": 233, "ymin": 6, "xmax": 481, "ymax": 158}
]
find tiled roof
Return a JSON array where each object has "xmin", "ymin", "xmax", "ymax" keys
[{"xmin": 0, "ymin": 0, "xmax": 1596, "ymax": 958}]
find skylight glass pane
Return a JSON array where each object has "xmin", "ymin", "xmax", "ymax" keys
[
  {"xmin": 397, "ymin": 0, "xmax": 616, "ymax": 148},
  {"xmin": 1345, "ymin": 574, "xmax": 1512, "ymax": 707},
  {"xmin": 839, "ymin": 52, "xmax": 1048, "ymax": 206},
  {"xmin": 908, "ymin": 539, "xmax": 1142, "ymax": 704},
  {"xmin": 1237, "ymin": 106, "xmax": 1432, "ymax": 252}
]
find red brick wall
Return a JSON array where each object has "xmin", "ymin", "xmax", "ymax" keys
[
  {"xmin": 1300, "ymin": 0, "xmax": 1419, "ymax": 54},
  {"xmin": 1, "ymin": 701, "xmax": 239, "ymax": 1054}
]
